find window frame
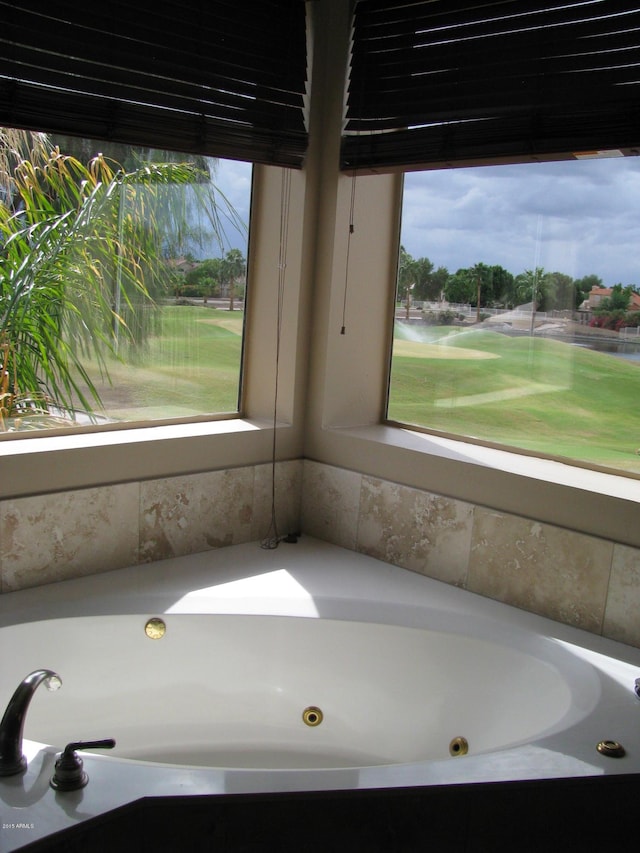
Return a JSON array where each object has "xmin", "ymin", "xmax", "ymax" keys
[
  {"xmin": 0, "ymin": 163, "xmax": 309, "ymax": 501},
  {"xmin": 0, "ymin": 140, "xmax": 254, "ymax": 438},
  {"xmin": 385, "ymin": 158, "xmax": 640, "ymax": 483}
]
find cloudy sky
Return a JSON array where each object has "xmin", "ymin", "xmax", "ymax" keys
[
  {"xmin": 400, "ymin": 155, "xmax": 640, "ymax": 287},
  {"xmin": 208, "ymin": 157, "xmax": 253, "ymax": 252},
  {"xmin": 210, "ymin": 154, "xmax": 640, "ymax": 288}
]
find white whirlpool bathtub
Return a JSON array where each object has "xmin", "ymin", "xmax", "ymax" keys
[
  {"xmin": 1, "ymin": 613, "xmax": 599, "ymax": 771},
  {"xmin": 1, "ymin": 536, "xmax": 640, "ymax": 850}
]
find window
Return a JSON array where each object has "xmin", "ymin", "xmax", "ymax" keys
[
  {"xmin": 1, "ymin": 130, "xmax": 251, "ymax": 433},
  {"xmin": 388, "ymin": 153, "xmax": 640, "ymax": 477}
]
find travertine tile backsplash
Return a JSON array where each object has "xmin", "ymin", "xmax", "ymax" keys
[
  {"xmin": 356, "ymin": 476, "xmax": 474, "ymax": 587},
  {"xmin": 301, "ymin": 460, "xmax": 640, "ymax": 647},
  {"xmin": 0, "ymin": 484, "xmax": 139, "ymax": 593},
  {"xmin": 0, "ymin": 461, "xmax": 301, "ymax": 593},
  {"xmin": 1, "ymin": 458, "xmax": 639, "ymax": 648},
  {"xmin": 603, "ymin": 544, "xmax": 640, "ymax": 648},
  {"xmin": 139, "ymin": 467, "xmax": 256, "ymax": 563},
  {"xmin": 467, "ymin": 508, "xmax": 612, "ymax": 634}
]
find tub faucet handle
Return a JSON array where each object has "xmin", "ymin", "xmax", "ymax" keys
[
  {"xmin": 50, "ymin": 738, "xmax": 116, "ymax": 791},
  {"xmin": 0, "ymin": 669, "xmax": 62, "ymax": 776}
]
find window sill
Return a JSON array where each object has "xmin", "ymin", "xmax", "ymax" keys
[
  {"xmin": 322, "ymin": 424, "xmax": 640, "ymax": 550},
  {"xmin": 0, "ymin": 418, "xmax": 293, "ymax": 501}
]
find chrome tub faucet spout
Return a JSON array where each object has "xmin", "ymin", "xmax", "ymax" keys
[{"xmin": 0, "ymin": 669, "xmax": 62, "ymax": 776}]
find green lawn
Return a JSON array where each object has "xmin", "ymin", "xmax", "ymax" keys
[
  {"xmin": 388, "ymin": 326, "xmax": 640, "ymax": 474},
  {"xmin": 82, "ymin": 305, "xmax": 244, "ymax": 420},
  {"xmin": 83, "ymin": 308, "xmax": 640, "ymax": 475}
]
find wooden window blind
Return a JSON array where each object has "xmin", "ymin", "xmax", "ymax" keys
[
  {"xmin": 0, "ymin": 0, "xmax": 308, "ymax": 167},
  {"xmin": 343, "ymin": 0, "xmax": 640, "ymax": 172}
]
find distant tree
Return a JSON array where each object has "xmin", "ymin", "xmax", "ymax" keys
[
  {"xmin": 220, "ymin": 248, "xmax": 246, "ymax": 310},
  {"xmin": 573, "ymin": 274, "xmax": 602, "ymax": 307},
  {"xmin": 590, "ymin": 283, "xmax": 636, "ymax": 331},
  {"xmin": 598, "ymin": 283, "xmax": 634, "ymax": 312},
  {"xmin": 397, "ymin": 249, "xmax": 445, "ymax": 305},
  {"xmin": 514, "ymin": 267, "xmax": 550, "ymax": 310},
  {"xmin": 411, "ymin": 256, "xmax": 435, "ymax": 301},
  {"xmin": 444, "ymin": 268, "xmax": 476, "ymax": 304},
  {"xmin": 444, "ymin": 263, "xmax": 493, "ymax": 313},
  {"xmin": 545, "ymin": 272, "xmax": 576, "ymax": 311},
  {"xmin": 486, "ymin": 264, "xmax": 515, "ymax": 307},
  {"xmin": 183, "ymin": 258, "xmax": 223, "ymax": 300},
  {"xmin": 469, "ymin": 263, "xmax": 491, "ymax": 320},
  {"xmin": 431, "ymin": 266, "xmax": 450, "ymax": 301},
  {"xmin": 396, "ymin": 245, "xmax": 416, "ymax": 303}
]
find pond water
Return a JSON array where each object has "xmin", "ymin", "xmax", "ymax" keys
[{"xmin": 580, "ymin": 340, "xmax": 640, "ymax": 364}]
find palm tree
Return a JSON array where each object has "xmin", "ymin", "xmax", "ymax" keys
[
  {"xmin": 221, "ymin": 248, "xmax": 246, "ymax": 311},
  {"xmin": 515, "ymin": 267, "xmax": 547, "ymax": 309},
  {"xmin": 0, "ymin": 128, "xmax": 50, "ymax": 211},
  {"xmin": 396, "ymin": 246, "xmax": 416, "ymax": 303},
  {"xmin": 0, "ymin": 132, "xmax": 242, "ymax": 429},
  {"xmin": 515, "ymin": 267, "xmax": 548, "ymax": 334}
]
